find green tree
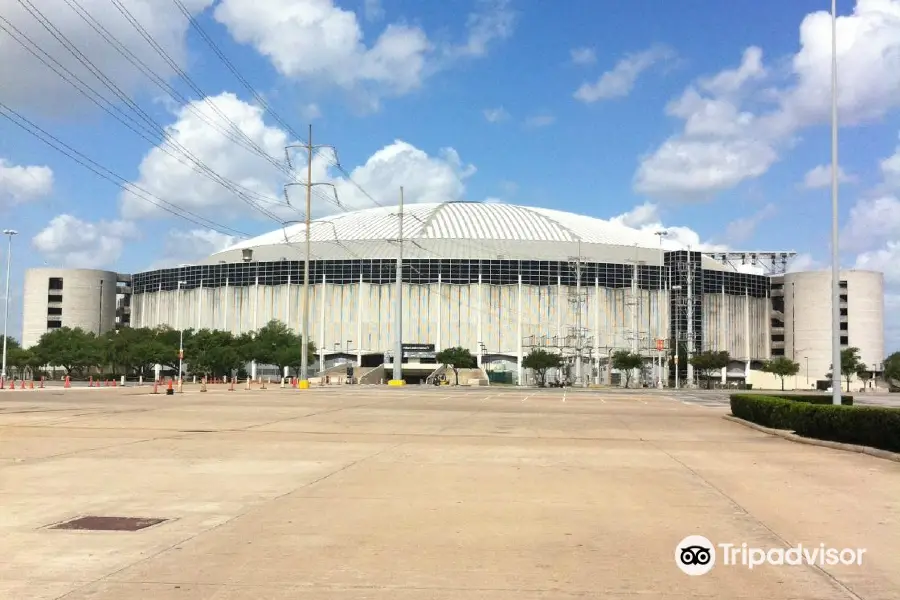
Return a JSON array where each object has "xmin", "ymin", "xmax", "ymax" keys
[
  {"xmin": 3, "ymin": 336, "xmax": 32, "ymax": 378},
  {"xmin": 521, "ymin": 348, "xmax": 562, "ymax": 387},
  {"xmin": 885, "ymin": 351, "xmax": 900, "ymax": 388},
  {"xmin": 689, "ymin": 350, "xmax": 730, "ymax": 389},
  {"xmin": 827, "ymin": 347, "xmax": 863, "ymax": 391},
  {"xmin": 856, "ymin": 363, "xmax": 872, "ymax": 388},
  {"xmin": 611, "ymin": 350, "xmax": 644, "ymax": 388},
  {"xmin": 435, "ymin": 346, "xmax": 477, "ymax": 385},
  {"xmin": 761, "ymin": 357, "xmax": 800, "ymax": 391},
  {"xmin": 32, "ymin": 327, "xmax": 100, "ymax": 376},
  {"xmin": 247, "ymin": 320, "xmax": 314, "ymax": 377},
  {"xmin": 184, "ymin": 329, "xmax": 239, "ymax": 377}
]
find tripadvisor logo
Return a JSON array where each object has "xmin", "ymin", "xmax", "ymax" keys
[{"xmin": 675, "ymin": 535, "xmax": 866, "ymax": 576}]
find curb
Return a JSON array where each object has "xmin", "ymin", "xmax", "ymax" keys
[{"xmin": 723, "ymin": 415, "xmax": 900, "ymax": 463}]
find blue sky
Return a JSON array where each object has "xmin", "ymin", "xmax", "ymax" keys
[{"xmin": 1, "ymin": 0, "xmax": 899, "ymax": 346}]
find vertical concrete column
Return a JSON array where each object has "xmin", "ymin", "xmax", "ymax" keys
[
  {"xmin": 223, "ymin": 277, "xmax": 229, "ymax": 332},
  {"xmin": 356, "ymin": 271, "xmax": 363, "ymax": 366},
  {"xmin": 721, "ymin": 283, "xmax": 727, "ymax": 384},
  {"xmin": 517, "ymin": 271, "xmax": 523, "ymax": 386},
  {"xmin": 251, "ymin": 271, "xmax": 259, "ymax": 379},
  {"xmin": 556, "ymin": 273, "xmax": 562, "ymax": 340},
  {"xmin": 197, "ymin": 279, "xmax": 203, "ymax": 330},
  {"xmin": 745, "ymin": 288, "xmax": 751, "ymax": 379},
  {"xmin": 436, "ymin": 272, "xmax": 442, "ymax": 352},
  {"xmin": 595, "ymin": 276, "xmax": 601, "ymax": 385},
  {"xmin": 320, "ymin": 272, "xmax": 326, "ymax": 374},
  {"xmin": 156, "ymin": 282, "xmax": 162, "ymax": 326},
  {"xmin": 285, "ymin": 272, "xmax": 291, "ymax": 330},
  {"xmin": 476, "ymin": 270, "xmax": 483, "ymax": 368}
]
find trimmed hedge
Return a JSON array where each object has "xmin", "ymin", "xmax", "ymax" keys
[
  {"xmin": 767, "ymin": 393, "xmax": 853, "ymax": 406},
  {"xmin": 730, "ymin": 394, "xmax": 900, "ymax": 453}
]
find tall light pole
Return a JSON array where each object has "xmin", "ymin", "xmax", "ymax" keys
[
  {"xmin": 177, "ymin": 278, "xmax": 186, "ymax": 382},
  {"xmin": 654, "ymin": 230, "xmax": 668, "ymax": 385},
  {"xmin": 830, "ymin": 0, "xmax": 842, "ymax": 405},
  {"xmin": 1, "ymin": 229, "xmax": 17, "ymax": 381},
  {"xmin": 389, "ymin": 186, "xmax": 405, "ymax": 385}
]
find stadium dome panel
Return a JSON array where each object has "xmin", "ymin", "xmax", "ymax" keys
[{"xmin": 208, "ymin": 201, "xmax": 723, "ymax": 267}]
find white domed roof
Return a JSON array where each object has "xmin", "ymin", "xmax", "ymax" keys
[{"xmin": 209, "ymin": 201, "xmax": 720, "ymax": 268}]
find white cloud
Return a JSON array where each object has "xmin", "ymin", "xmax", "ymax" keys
[
  {"xmin": 723, "ymin": 203, "xmax": 777, "ymax": 244},
  {"xmin": 301, "ymin": 103, "xmax": 322, "ymax": 120},
  {"xmin": 842, "ymin": 195, "xmax": 900, "ymax": 251},
  {"xmin": 697, "ymin": 46, "xmax": 766, "ymax": 97},
  {"xmin": 608, "ymin": 202, "xmax": 729, "ymax": 254},
  {"xmin": 612, "ymin": 202, "xmax": 660, "ymax": 228},
  {"xmin": 854, "ymin": 241, "xmax": 900, "ymax": 283},
  {"xmin": 570, "ymin": 47, "xmax": 596, "ymax": 66},
  {"xmin": 637, "ymin": 1, "xmax": 900, "ymax": 200},
  {"xmin": 779, "ymin": 0, "xmax": 900, "ymax": 128},
  {"xmin": 574, "ymin": 45, "xmax": 673, "ymax": 103},
  {"xmin": 635, "ymin": 137, "xmax": 778, "ymax": 199},
  {"xmin": 446, "ymin": 0, "xmax": 515, "ymax": 59},
  {"xmin": 127, "ymin": 93, "xmax": 477, "ymax": 221},
  {"xmin": 634, "ymin": 48, "xmax": 779, "ymax": 199},
  {"xmin": 151, "ymin": 228, "xmax": 239, "ymax": 269},
  {"xmin": 802, "ymin": 164, "xmax": 855, "ymax": 189},
  {"xmin": 524, "ymin": 113, "xmax": 555, "ymax": 128},
  {"xmin": 214, "ymin": 0, "xmax": 430, "ymax": 100},
  {"xmin": 213, "ymin": 0, "xmax": 513, "ymax": 109},
  {"xmin": 32, "ymin": 215, "xmax": 136, "ymax": 268},
  {"xmin": 786, "ymin": 253, "xmax": 822, "ymax": 272},
  {"xmin": 483, "ymin": 107, "xmax": 509, "ymax": 122},
  {"xmin": 363, "ymin": 0, "xmax": 384, "ymax": 21},
  {"xmin": 330, "ymin": 141, "xmax": 476, "ymax": 214},
  {"xmin": 881, "ymin": 139, "xmax": 900, "ymax": 188},
  {"xmin": 121, "ymin": 92, "xmax": 292, "ymax": 221},
  {"xmin": 0, "ymin": 158, "xmax": 53, "ymax": 204},
  {"xmin": 0, "ymin": 0, "xmax": 214, "ymax": 114}
]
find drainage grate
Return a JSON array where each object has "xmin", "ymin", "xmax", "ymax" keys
[{"xmin": 49, "ymin": 516, "xmax": 166, "ymax": 531}]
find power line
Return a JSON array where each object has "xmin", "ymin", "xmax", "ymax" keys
[
  {"xmin": 9, "ymin": 1, "xmax": 289, "ymax": 223},
  {"xmin": 0, "ymin": 101, "xmax": 247, "ymax": 236}
]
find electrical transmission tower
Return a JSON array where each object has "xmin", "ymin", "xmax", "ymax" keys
[{"xmin": 283, "ymin": 125, "xmax": 337, "ymax": 387}]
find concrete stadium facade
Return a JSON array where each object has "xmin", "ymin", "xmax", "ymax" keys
[{"xmin": 128, "ymin": 202, "xmax": 776, "ymax": 385}]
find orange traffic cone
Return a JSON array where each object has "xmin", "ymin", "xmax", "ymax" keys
[
  {"xmin": 19, "ymin": 379, "xmax": 25, "ymax": 389},
  {"xmin": 29, "ymin": 380, "xmax": 34, "ymax": 389},
  {"xmin": 88, "ymin": 376, "xmax": 94, "ymax": 387},
  {"xmin": 8, "ymin": 378, "xmax": 14, "ymax": 389},
  {"xmin": 64, "ymin": 376, "xmax": 70, "ymax": 388},
  {"xmin": 166, "ymin": 379, "xmax": 174, "ymax": 396}
]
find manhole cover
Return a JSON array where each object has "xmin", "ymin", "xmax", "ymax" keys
[{"xmin": 49, "ymin": 516, "xmax": 166, "ymax": 531}]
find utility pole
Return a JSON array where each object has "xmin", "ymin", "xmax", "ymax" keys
[
  {"xmin": 389, "ymin": 187, "xmax": 405, "ymax": 385},
  {"xmin": 284, "ymin": 125, "xmax": 336, "ymax": 389}
]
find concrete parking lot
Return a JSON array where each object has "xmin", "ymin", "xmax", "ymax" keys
[{"xmin": 1, "ymin": 384, "xmax": 898, "ymax": 599}]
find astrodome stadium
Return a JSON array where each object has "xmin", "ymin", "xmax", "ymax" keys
[{"xmin": 130, "ymin": 201, "xmax": 777, "ymax": 385}]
